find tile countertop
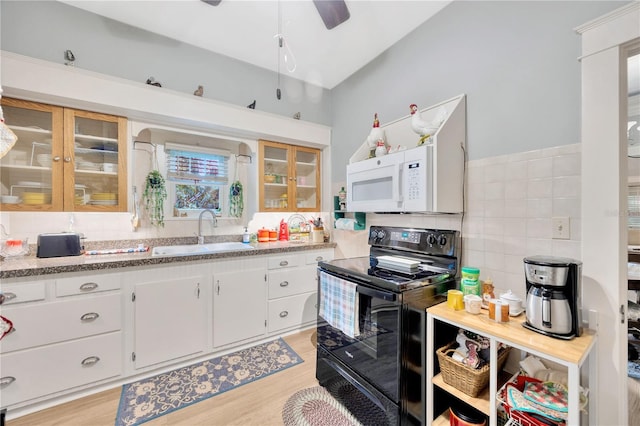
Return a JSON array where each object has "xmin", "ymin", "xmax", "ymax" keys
[{"xmin": 0, "ymin": 240, "xmax": 337, "ymax": 279}]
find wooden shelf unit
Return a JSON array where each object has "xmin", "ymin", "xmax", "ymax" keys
[{"xmin": 426, "ymin": 302, "xmax": 597, "ymax": 426}]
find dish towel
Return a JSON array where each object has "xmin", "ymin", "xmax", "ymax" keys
[{"xmin": 319, "ymin": 271, "xmax": 360, "ymax": 338}]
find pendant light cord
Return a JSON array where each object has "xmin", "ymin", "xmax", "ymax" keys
[{"xmin": 276, "ymin": 0, "xmax": 282, "ymax": 100}]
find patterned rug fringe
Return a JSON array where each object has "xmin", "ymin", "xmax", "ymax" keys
[{"xmin": 116, "ymin": 338, "xmax": 302, "ymax": 426}]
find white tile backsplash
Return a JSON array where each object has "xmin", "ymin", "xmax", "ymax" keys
[
  {"xmin": 553, "ymin": 176, "xmax": 581, "ymax": 198},
  {"xmin": 527, "ymin": 178, "xmax": 553, "ymax": 199},
  {"xmin": 553, "ymin": 153, "xmax": 581, "ymax": 177},
  {"xmin": 506, "ymin": 160, "xmax": 528, "ymax": 181},
  {"xmin": 505, "ymin": 180, "xmax": 528, "ymax": 200},
  {"xmin": 528, "ymin": 157, "xmax": 553, "ymax": 179},
  {"xmin": 526, "ymin": 197, "xmax": 552, "ymax": 218},
  {"xmin": 459, "ymin": 143, "xmax": 582, "ymax": 290}
]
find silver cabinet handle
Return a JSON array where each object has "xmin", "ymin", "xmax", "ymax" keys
[
  {"xmin": 80, "ymin": 312, "xmax": 100, "ymax": 322},
  {"xmin": 279, "ymin": 260, "xmax": 288, "ymax": 267},
  {"xmin": 0, "ymin": 292, "xmax": 16, "ymax": 304},
  {"xmin": 79, "ymin": 282, "xmax": 99, "ymax": 292},
  {"xmin": 64, "ymin": 156, "xmax": 72, "ymax": 163},
  {"xmin": 53, "ymin": 156, "xmax": 61, "ymax": 162},
  {"xmin": 0, "ymin": 376, "xmax": 16, "ymax": 387},
  {"xmin": 279, "ymin": 311, "xmax": 289, "ymax": 318},
  {"xmin": 279, "ymin": 281, "xmax": 289, "ymax": 287},
  {"xmin": 315, "ymin": 256, "xmax": 323, "ymax": 262},
  {"xmin": 81, "ymin": 356, "xmax": 100, "ymax": 366}
]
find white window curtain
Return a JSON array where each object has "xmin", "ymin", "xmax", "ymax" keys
[{"xmin": 165, "ymin": 143, "xmax": 230, "ymax": 184}]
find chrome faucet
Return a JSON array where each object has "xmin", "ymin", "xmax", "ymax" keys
[{"xmin": 197, "ymin": 209, "xmax": 217, "ymax": 244}]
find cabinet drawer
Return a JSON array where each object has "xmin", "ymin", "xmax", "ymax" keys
[
  {"xmin": 55, "ymin": 272, "xmax": 121, "ymax": 297},
  {"xmin": 0, "ymin": 331, "xmax": 122, "ymax": 407},
  {"xmin": 268, "ymin": 267, "xmax": 316, "ymax": 299},
  {"xmin": 267, "ymin": 255, "xmax": 300, "ymax": 269},
  {"xmin": 0, "ymin": 281, "xmax": 46, "ymax": 305},
  {"xmin": 305, "ymin": 250, "xmax": 334, "ymax": 265},
  {"xmin": 268, "ymin": 292, "xmax": 317, "ymax": 333},
  {"xmin": 0, "ymin": 293, "xmax": 121, "ymax": 354}
]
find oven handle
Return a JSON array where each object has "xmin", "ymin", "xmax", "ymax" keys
[
  {"xmin": 322, "ymin": 357, "xmax": 389, "ymax": 412},
  {"xmin": 356, "ymin": 284, "xmax": 397, "ymax": 302},
  {"xmin": 319, "ymin": 269, "xmax": 397, "ymax": 302}
]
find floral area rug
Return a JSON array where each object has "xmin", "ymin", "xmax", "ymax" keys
[{"xmin": 116, "ymin": 338, "xmax": 302, "ymax": 426}]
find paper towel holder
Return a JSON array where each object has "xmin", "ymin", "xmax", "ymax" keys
[{"xmin": 333, "ymin": 196, "xmax": 366, "ymax": 230}]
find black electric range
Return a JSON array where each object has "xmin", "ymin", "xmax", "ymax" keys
[{"xmin": 316, "ymin": 226, "xmax": 459, "ymax": 425}]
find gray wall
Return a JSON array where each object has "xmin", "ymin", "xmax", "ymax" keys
[
  {"xmin": 0, "ymin": 1, "xmax": 626, "ymax": 182},
  {"xmin": 0, "ymin": 0, "xmax": 333, "ymax": 126},
  {"xmin": 330, "ymin": 1, "xmax": 626, "ymax": 181}
]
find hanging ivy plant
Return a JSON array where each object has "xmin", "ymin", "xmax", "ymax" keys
[{"xmin": 143, "ymin": 169, "xmax": 167, "ymax": 227}]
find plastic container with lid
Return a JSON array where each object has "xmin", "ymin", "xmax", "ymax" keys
[
  {"xmin": 461, "ymin": 278, "xmax": 481, "ymax": 296},
  {"xmin": 461, "ymin": 266, "xmax": 480, "ymax": 281},
  {"xmin": 257, "ymin": 228, "xmax": 269, "ymax": 243},
  {"xmin": 449, "ymin": 405, "xmax": 487, "ymax": 426}
]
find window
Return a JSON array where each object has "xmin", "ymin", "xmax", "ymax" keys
[{"xmin": 165, "ymin": 143, "xmax": 230, "ymax": 217}]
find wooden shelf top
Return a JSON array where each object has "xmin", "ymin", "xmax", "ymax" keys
[{"xmin": 427, "ymin": 302, "xmax": 596, "ymax": 366}]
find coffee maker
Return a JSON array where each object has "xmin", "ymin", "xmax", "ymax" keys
[{"xmin": 523, "ymin": 256, "xmax": 582, "ymax": 340}]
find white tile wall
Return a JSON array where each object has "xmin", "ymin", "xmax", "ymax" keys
[{"xmin": 463, "ymin": 143, "xmax": 582, "ymax": 300}]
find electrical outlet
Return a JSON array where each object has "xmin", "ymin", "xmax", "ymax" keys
[{"xmin": 552, "ymin": 217, "xmax": 570, "ymax": 239}]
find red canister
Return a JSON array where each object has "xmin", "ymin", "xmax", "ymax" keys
[{"xmin": 269, "ymin": 229, "xmax": 278, "ymax": 241}]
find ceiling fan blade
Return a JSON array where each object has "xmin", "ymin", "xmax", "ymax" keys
[
  {"xmin": 312, "ymin": 0, "xmax": 350, "ymax": 30},
  {"xmin": 201, "ymin": 0, "xmax": 222, "ymax": 6}
]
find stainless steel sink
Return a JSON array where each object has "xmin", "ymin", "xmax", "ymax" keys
[{"xmin": 151, "ymin": 242, "xmax": 254, "ymax": 257}]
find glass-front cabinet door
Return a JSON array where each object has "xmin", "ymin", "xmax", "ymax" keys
[
  {"xmin": 294, "ymin": 146, "xmax": 320, "ymax": 211},
  {"xmin": 0, "ymin": 98, "xmax": 127, "ymax": 212},
  {"xmin": 259, "ymin": 140, "xmax": 320, "ymax": 212},
  {"xmin": 64, "ymin": 109, "xmax": 127, "ymax": 212}
]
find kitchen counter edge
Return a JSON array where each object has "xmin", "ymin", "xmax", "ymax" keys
[{"xmin": 0, "ymin": 241, "xmax": 337, "ymax": 279}]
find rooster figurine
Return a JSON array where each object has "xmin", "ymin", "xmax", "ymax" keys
[
  {"xmin": 410, "ymin": 104, "xmax": 444, "ymax": 145},
  {"xmin": 366, "ymin": 113, "xmax": 385, "ymax": 148}
]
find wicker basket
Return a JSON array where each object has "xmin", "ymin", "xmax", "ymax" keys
[{"xmin": 436, "ymin": 341, "xmax": 511, "ymax": 397}]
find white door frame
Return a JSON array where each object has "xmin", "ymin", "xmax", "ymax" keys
[{"xmin": 576, "ymin": 3, "xmax": 640, "ymax": 425}]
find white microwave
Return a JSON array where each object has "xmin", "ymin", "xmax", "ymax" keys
[{"xmin": 346, "ymin": 144, "xmax": 462, "ymax": 213}]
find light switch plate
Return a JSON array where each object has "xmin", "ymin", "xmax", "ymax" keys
[{"xmin": 552, "ymin": 217, "xmax": 570, "ymax": 239}]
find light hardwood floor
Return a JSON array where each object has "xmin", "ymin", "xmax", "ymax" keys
[{"xmin": 7, "ymin": 329, "xmax": 319, "ymax": 426}]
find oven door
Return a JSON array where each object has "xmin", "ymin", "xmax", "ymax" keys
[{"xmin": 317, "ymin": 270, "xmax": 401, "ymax": 402}]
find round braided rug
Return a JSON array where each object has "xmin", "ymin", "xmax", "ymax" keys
[{"xmin": 282, "ymin": 386, "xmax": 362, "ymax": 426}]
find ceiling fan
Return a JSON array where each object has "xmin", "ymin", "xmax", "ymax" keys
[{"xmin": 200, "ymin": 0, "xmax": 350, "ymax": 29}]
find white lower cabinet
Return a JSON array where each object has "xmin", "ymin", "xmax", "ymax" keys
[
  {"xmin": 267, "ymin": 292, "xmax": 317, "ymax": 333},
  {"xmin": 266, "ymin": 249, "xmax": 333, "ymax": 333},
  {"xmin": 212, "ymin": 258, "xmax": 267, "ymax": 348},
  {"xmin": 131, "ymin": 265, "xmax": 208, "ymax": 369},
  {"xmin": 0, "ymin": 272, "xmax": 123, "ymax": 408},
  {"xmin": 0, "ymin": 332, "xmax": 122, "ymax": 406},
  {"xmin": 0, "ymin": 293, "xmax": 121, "ymax": 353},
  {"xmin": 0, "ymin": 247, "xmax": 333, "ymax": 414}
]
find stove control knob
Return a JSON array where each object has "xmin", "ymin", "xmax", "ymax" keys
[
  {"xmin": 427, "ymin": 234, "xmax": 436, "ymax": 245},
  {"xmin": 370, "ymin": 229, "xmax": 385, "ymax": 240},
  {"xmin": 438, "ymin": 235, "xmax": 448, "ymax": 246}
]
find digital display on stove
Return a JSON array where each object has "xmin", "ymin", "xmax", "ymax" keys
[{"xmin": 391, "ymin": 231, "xmax": 420, "ymax": 244}]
